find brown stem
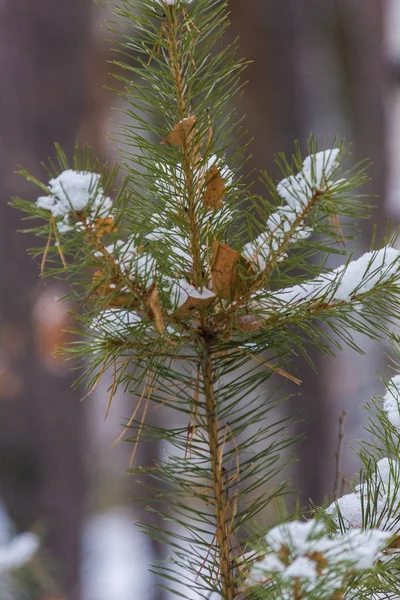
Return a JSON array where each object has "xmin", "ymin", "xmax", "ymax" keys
[
  {"xmin": 163, "ymin": 13, "xmax": 235, "ymax": 592},
  {"xmin": 256, "ymin": 188, "xmax": 325, "ymax": 285},
  {"xmin": 200, "ymin": 336, "xmax": 235, "ymax": 600},
  {"xmin": 166, "ymin": 9, "xmax": 202, "ymax": 287},
  {"xmin": 228, "ymin": 188, "xmax": 325, "ymax": 318}
]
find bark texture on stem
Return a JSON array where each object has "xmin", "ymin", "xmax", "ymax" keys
[
  {"xmin": 166, "ymin": 10, "xmax": 203, "ymax": 288},
  {"xmin": 200, "ymin": 338, "xmax": 235, "ymax": 600}
]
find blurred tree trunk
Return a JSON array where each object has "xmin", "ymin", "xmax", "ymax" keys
[
  {"xmin": 0, "ymin": 1, "xmax": 93, "ymax": 598},
  {"xmin": 229, "ymin": 0, "xmax": 302, "ymax": 184}
]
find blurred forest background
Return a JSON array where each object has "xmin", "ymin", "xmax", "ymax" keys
[{"xmin": 0, "ymin": 1, "xmax": 399, "ymax": 599}]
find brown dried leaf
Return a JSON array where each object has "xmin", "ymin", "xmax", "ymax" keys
[
  {"xmin": 147, "ymin": 284, "xmax": 165, "ymax": 333},
  {"xmin": 211, "ymin": 241, "xmax": 249, "ymax": 300},
  {"xmin": 202, "ymin": 164, "xmax": 227, "ymax": 210},
  {"xmin": 308, "ymin": 551, "xmax": 328, "ymax": 570},
  {"xmin": 176, "ymin": 285, "xmax": 216, "ymax": 318},
  {"xmin": 107, "ymin": 295, "xmax": 137, "ymax": 309},
  {"xmin": 162, "ymin": 115, "xmax": 197, "ymax": 147},
  {"xmin": 92, "ymin": 270, "xmax": 135, "ymax": 308},
  {"xmin": 388, "ymin": 536, "xmax": 400, "ymax": 549},
  {"xmin": 237, "ymin": 314, "xmax": 264, "ymax": 332}
]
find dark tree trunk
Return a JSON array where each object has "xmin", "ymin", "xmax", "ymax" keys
[
  {"xmin": 229, "ymin": 0, "xmax": 303, "ymax": 184},
  {"xmin": 0, "ymin": 1, "xmax": 93, "ymax": 597}
]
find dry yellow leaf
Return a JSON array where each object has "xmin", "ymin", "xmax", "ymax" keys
[
  {"xmin": 211, "ymin": 241, "xmax": 256, "ymax": 300},
  {"xmin": 162, "ymin": 115, "xmax": 197, "ymax": 147},
  {"xmin": 388, "ymin": 536, "xmax": 400, "ymax": 549},
  {"xmin": 236, "ymin": 314, "xmax": 264, "ymax": 332},
  {"xmin": 92, "ymin": 270, "xmax": 135, "ymax": 308},
  {"xmin": 202, "ymin": 164, "xmax": 226, "ymax": 210},
  {"xmin": 175, "ymin": 286, "xmax": 216, "ymax": 318},
  {"xmin": 211, "ymin": 241, "xmax": 241, "ymax": 300},
  {"xmin": 147, "ymin": 284, "xmax": 165, "ymax": 333}
]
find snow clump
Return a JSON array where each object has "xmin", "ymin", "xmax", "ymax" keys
[
  {"xmin": 36, "ymin": 170, "xmax": 113, "ymax": 233},
  {"xmin": 383, "ymin": 375, "xmax": 400, "ymax": 430},
  {"xmin": 0, "ymin": 532, "xmax": 40, "ymax": 573},
  {"xmin": 91, "ymin": 308, "xmax": 142, "ymax": 341},
  {"xmin": 244, "ymin": 519, "xmax": 391, "ymax": 597},
  {"xmin": 327, "ymin": 458, "xmax": 400, "ymax": 534},
  {"xmin": 243, "ymin": 149, "xmax": 341, "ymax": 272},
  {"xmin": 104, "ymin": 237, "xmax": 156, "ymax": 290},
  {"xmin": 254, "ymin": 246, "xmax": 400, "ymax": 314}
]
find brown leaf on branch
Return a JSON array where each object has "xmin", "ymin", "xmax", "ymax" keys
[
  {"xmin": 162, "ymin": 115, "xmax": 197, "ymax": 147},
  {"xmin": 175, "ymin": 285, "xmax": 216, "ymax": 318},
  {"xmin": 211, "ymin": 241, "xmax": 240, "ymax": 299},
  {"xmin": 147, "ymin": 284, "xmax": 165, "ymax": 333},
  {"xmin": 202, "ymin": 164, "xmax": 227, "ymax": 210},
  {"xmin": 236, "ymin": 314, "xmax": 264, "ymax": 332},
  {"xmin": 211, "ymin": 241, "xmax": 254, "ymax": 300},
  {"xmin": 92, "ymin": 270, "xmax": 135, "ymax": 308},
  {"xmin": 388, "ymin": 535, "xmax": 400, "ymax": 549}
]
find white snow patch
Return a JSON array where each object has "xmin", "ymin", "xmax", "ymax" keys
[
  {"xmin": 0, "ymin": 532, "xmax": 39, "ymax": 573},
  {"xmin": 168, "ymin": 278, "xmax": 215, "ymax": 309},
  {"xmin": 283, "ymin": 556, "xmax": 317, "ymax": 582},
  {"xmin": 36, "ymin": 170, "xmax": 113, "ymax": 233},
  {"xmin": 91, "ymin": 309, "xmax": 142, "ymax": 340},
  {"xmin": 244, "ymin": 149, "xmax": 340, "ymax": 272},
  {"xmin": 106, "ymin": 236, "xmax": 156, "ymax": 289},
  {"xmin": 82, "ymin": 508, "xmax": 152, "ymax": 600},
  {"xmin": 383, "ymin": 375, "xmax": 400, "ymax": 429},
  {"xmin": 258, "ymin": 246, "xmax": 400, "ymax": 312},
  {"xmin": 246, "ymin": 519, "xmax": 390, "ymax": 596},
  {"xmin": 326, "ymin": 493, "xmax": 364, "ymax": 528},
  {"xmin": 146, "ymin": 227, "xmax": 193, "ymax": 272}
]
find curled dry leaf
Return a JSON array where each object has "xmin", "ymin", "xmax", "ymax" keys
[
  {"xmin": 236, "ymin": 314, "xmax": 264, "ymax": 332},
  {"xmin": 162, "ymin": 115, "xmax": 197, "ymax": 148},
  {"xmin": 388, "ymin": 536, "xmax": 400, "ymax": 550},
  {"xmin": 211, "ymin": 241, "xmax": 253, "ymax": 300},
  {"xmin": 147, "ymin": 284, "xmax": 165, "ymax": 333},
  {"xmin": 175, "ymin": 285, "xmax": 216, "ymax": 318},
  {"xmin": 202, "ymin": 164, "xmax": 226, "ymax": 210},
  {"xmin": 92, "ymin": 270, "xmax": 135, "ymax": 308}
]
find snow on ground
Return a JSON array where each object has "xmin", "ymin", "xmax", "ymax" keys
[
  {"xmin": 82, "ymin": 505, "xmax": 221, "ymax": 600},
  {"xmin": 82, "ymin": 507, "xmax": 153, "ymax": 600}
]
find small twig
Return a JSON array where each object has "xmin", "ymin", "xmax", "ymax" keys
[
  {"xmin": 111, "ymin": 371, "xmax": 152, "ymax": 448},
  {"xmin": 128, "ymin": 379, "xmax": 154, "ymax": 467},
  {"xmin": 41, "ymin": 221, "xmax": 53, "ymax": 275},
  {"xmin": 238, "ymin": 348, "xmax": 302, "ymax": 385},
  {"xmin": 51, "ymin": 216, "xmax": 67, "ymax": 268},
  {"xmin": 105, "ymin": 358, "xmax": 118, "ymax": 419},
  {"xmin": 333, "ymin": 410, "xmax": 347, "ymax": 500},
  {"xmin": 185, "ymin": 365, "xmax": 200, "ymax": 458},
  {"xmin": 80, "ymin": 360, "xmax": 107, "ymax": 402}
]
